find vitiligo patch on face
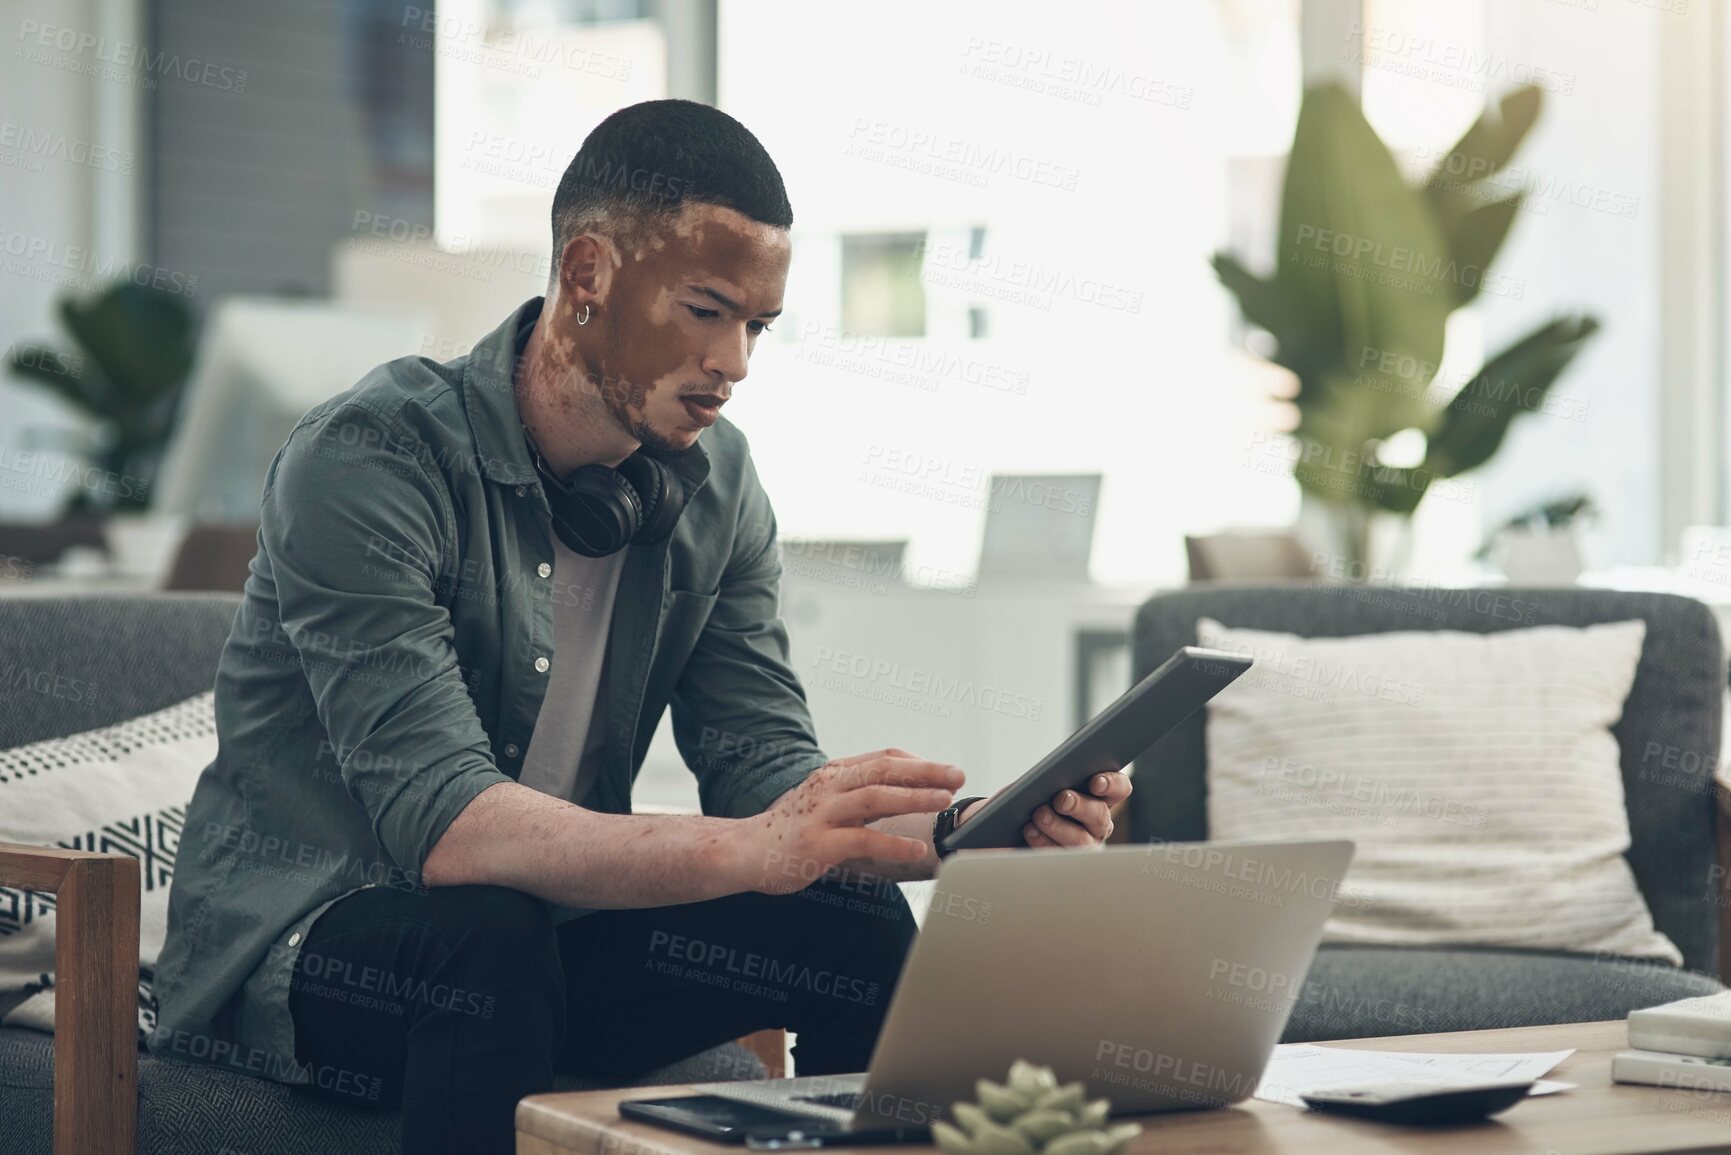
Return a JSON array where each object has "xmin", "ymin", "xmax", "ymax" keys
[{"xmin": 533, "ymin": 202, "xmax": 792, "ymax": 454}]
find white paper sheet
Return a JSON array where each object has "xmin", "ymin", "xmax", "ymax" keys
[{"xmin": 1255, "ymin": 1044, "xmax": 1576, "ymax": 1108}]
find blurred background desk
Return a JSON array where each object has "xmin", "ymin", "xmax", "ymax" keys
[
  {"xmin": 633, "ymin": 576, "xmax": 1155, "ymax": 809},
  {"xmin": 0, "ymin": 524, "xmax": 1152, "ymax": 808},
  {"xmin": 10, "ymin": 520, "xmax": 1731, "ymax": 814}
]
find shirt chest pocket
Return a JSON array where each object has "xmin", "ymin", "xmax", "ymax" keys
[{"xmin": 646, "ymin": 588, "xmax": 719, "ymax": 697}]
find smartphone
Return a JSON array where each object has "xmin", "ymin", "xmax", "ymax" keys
[
  {"xmin": 745, "ymin": 1123, "xmax": 933, "ymax": 1148},
  {"xmin": 618, "ymin": 1095, "xmax": 845, "ymax": 1145}
]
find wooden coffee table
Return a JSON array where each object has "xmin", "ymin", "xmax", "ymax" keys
[{"xmin": 516, "ymin": 1021, "xmax": 1731, "ymax": 1155}]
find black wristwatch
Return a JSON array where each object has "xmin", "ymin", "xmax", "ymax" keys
[{"xmin": 933, "ymin": 797, "xmax": 986, "ymax": 859}]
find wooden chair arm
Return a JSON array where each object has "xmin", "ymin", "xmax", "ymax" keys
[
  {"xmin": 0, "ymin": 842, "xmax": 139, "ymax": 1155},
  {"xmin": 735, "ymin": 1029, "xmax": 787, "ymax": 1079}
]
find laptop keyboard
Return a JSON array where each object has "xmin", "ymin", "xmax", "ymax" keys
[{"xmin": 792, "ymin": 1092, "xmax": 863, "ymax": 1111}]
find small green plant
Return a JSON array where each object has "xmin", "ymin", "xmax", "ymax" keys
[
  {"xmin": 932, "ymin": 1061, "xmax": 1140, "ymax": 1155},
  {"xmin": 1473, "ymin": 491, "xmax": 1596, "ymax": 560},
  {"xmin": 7, "ymin": 280, "xmax": 198, "ymax": 513}
]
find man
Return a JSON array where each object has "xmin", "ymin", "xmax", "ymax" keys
[{"xmin": 153, "ymin": 99, "xmax": 1130, "ymax": 1155}]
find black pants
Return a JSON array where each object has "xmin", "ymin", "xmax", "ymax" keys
[{"xmin": 287, "ymin": 873, "xmax": 917, "ymax": 1155}]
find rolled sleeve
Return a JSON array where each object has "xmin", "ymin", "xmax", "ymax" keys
[
  {"xmin": 261, "ymin": 402, "xmax": 512, "ymax": 873},
  {"xmin": 671, "ymin": 457, "xmax": 827, "ymax": 818}
]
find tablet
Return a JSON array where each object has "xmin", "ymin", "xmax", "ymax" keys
[{"xmin": 937, "ymin": 646, "xmax": 1253, "ymax": 852}]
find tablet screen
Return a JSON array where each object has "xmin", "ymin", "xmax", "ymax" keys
[{"xmin": 939, "ymin": 646, "xmax": 1251, "ymax": 852}]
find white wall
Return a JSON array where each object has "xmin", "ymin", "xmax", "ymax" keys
[
  {"xmin": 717, "ymin": 0, "xmax": 1296, "ymax": 589},
  {"xmin": 0, "ymin": 0, "xmax": 144, "ymax": 518},
  {"xmin": 1475, "ymin": 0, "xmax": 1664, "ymax": 569}
]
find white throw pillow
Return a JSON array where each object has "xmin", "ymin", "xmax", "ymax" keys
[
  {"xmin": 1197, "ymin": 617, "xmax": 1681, "ymax": 964},
  {"xmin": 0, "ymin": 692, "xmax": 216, "ymax": 1039}
]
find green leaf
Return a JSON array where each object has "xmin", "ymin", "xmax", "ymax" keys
[
  {"xmin": 1075, "ymin": 1101, "xmax": 1111, "ymax": 1129},
  {"xmin": 7, "ymin": 343, "xmax": 109, "ymax": 416},
  {"xmin": 977, "ymin": 1081, "xmax": 1032, "ymax": 1121},
  {"xmin": 58, "ymin": 281, "xmax": 197, "ymax": 406},
  {"xmin": 1275, "ymin": 83, "xmax": 1453, "ymax": 412},
  {"xmin": 1212, "ymin": 252, "xmax": 1301, "ymax": 354},
  {"xmin": 1424, "ymin": 85, "xmax": 1543, "ymax": 202},
  {"xmin": 1438, "ymin": 192, "xmax": 1525, "ymax": 307},
  {"xmin": 1102, "ymin": 1123, "xmax": 1143, "ymax": 1155},
  {"xmin": 1421, "ymin": 314, "xmax": 1600, "ymax": 477},
  {"xmin": 953, "ymin": 1103, "xmax": 992, "ymax": 1138},
  {"xmin": 1308, "ymin": 365, "xmax": 1433, "ymax": 464},
  {"xmin": 1290, "ymin": 365, "xmax": 1432, "ymax": 498},
  {"xmin": 970, "ymin": 1124, "xmax": 1036, "ymax": 1155},
  {"xmin": 1351, "ymin": 315, "xmax": 1599, "ymax": 514},
  {"xmin": 1032, "ymin": 1084, "xmax": 1087, "ymax": 1114},
  {"xmin": 1424, "ymin": 86, "xmax": 1542, "ymax": 297},
  {"xmin": 1351, "ymin": 464, "xmax": 1431, "ymax": 517},
  {"xmin": 1042, "ymin": 1132, "xmax": 1110, "ymax": 1155},
  {"xmin": 1294, "ymin": 449, "xmax": 1422, "ymax": 514},
  {"xmin": 934, "ymin": 1122, "xmax": 972, "ymax": 1155},
  {"xmin": 1010, "ymin": 1110, "xmax": 1075, "ymax": 1144},
  {"xmin": 1007, "ymin": 1061, "xmax": 1058, "ymax": 1096}
]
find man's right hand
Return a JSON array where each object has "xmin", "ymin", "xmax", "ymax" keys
[{"xmin": 734, "ymin": 748, "xmax": 963, "ymax": 894}]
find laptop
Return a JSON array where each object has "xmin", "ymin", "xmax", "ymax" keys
[
  {"xmin": 975, "ymin": 472, "xmax": 1102, "ymax": 582},
  {"xmin": 687, "ymin": 838, "xmax": 1355, "ymax": 1132}
]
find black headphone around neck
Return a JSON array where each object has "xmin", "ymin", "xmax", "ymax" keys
[{"xmin": 526, "ymin": 433, "xmax": 689, "ymax": 558}]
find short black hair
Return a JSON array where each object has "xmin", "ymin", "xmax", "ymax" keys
[{"xmin": 550, "ymin": 99, "xmax": 792, "ymax": 263}]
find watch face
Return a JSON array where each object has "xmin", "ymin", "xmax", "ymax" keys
[{"xmin": 933, "ymin": 805, "xmax": 964, "ymax": 856}]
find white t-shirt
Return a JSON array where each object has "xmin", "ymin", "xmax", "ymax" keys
[
  {"xmin": 515, "ymin": 536, "xmax": 633, "ymax": 928},
  {"xmin": 516, "ymin": 535, "xmax": 627, "ymax": 807}
]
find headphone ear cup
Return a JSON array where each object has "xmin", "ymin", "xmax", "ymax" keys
[
  {"xmin": 615, "ymin": 453, "xmax": 688, "ymax": 544},
  {"xmin": 542, "ymin": 464, "xmax": 642, "ymax": 557}
]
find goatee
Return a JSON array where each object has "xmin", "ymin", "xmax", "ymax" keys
[{"xmin": 604, "ymin": 394, "xmax": 683, "ymax": 457}]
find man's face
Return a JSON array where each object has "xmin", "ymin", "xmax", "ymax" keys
[{"xmin": 576, "ymin": 202, "xmax": 791, "ymax": 454}]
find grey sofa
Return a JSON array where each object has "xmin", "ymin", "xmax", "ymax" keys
[
  {"xmin": 0, "ymin": 592, "xmax": 766, "ymax": 1155},
  {"xmin": 1131, "ymin": 584, "xmax": 1730, "ymax": 1043}
]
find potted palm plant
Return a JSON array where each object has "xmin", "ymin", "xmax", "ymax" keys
[
  {"xmin": 1214, "ymin": 83, "xmax": 1598, "ymax": 574},
  {"xmin": 7, "ymin": 280, "xmax": 198, "ymax": 516},
  {"xmin": 7, "ymin": 281, "xmax": 199, "ymax": 576}
]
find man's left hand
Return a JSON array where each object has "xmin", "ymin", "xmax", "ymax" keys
[{"xmin": 957, "ymin": 771, "xmax": 1133, "ymax": 849}]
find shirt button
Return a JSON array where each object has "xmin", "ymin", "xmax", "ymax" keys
[
  {"xmin": 504, "ymin": 742, "xmax": 520, "ymax": 758},
  {"xmin": 537, "ymin": 562, "xmax": 551, "ymax": 578},
  {"xmin": 515, "ymin": 485, "xmax": 527, "ymax": 497},
  {"xmin": 288, "ymin": 932, "xmax": 302, "ymax": 947},
  {"xmin": 534, "ymin": 656, "xmax": 550, "ymax": 673}
]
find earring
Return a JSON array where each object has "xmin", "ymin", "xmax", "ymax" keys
[{"xmin": 577, "ymin": 304, "xmax": 591, "ymax": 326}]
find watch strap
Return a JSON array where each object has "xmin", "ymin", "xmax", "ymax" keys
[{"xmin": 933, "ymin": 796, "xmax": 987, "ymax": 858}]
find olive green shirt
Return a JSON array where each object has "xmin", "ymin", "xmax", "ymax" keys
[{"xmin": 151, "ymin": 298, "xmax": 826, "ymax": 1085}]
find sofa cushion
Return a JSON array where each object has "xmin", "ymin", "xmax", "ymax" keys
[
  {"xmin": 1130, "ymin": 586, "xmax": 1725, "ymax": 977},
  {"xmin": 1282, "ymin": 945, "xmax": 1726, "ymax": 1043},
  {"xmin": 0, "ymin": 593, "xmax": 240, "ymax": 749},
  {"xmin": 1198, "ymin": 616, "xmax": 1679, "ymax": 964},
  {"xmin": 0, "ymin": 1027, "xmax": 765, "ymax": 1155},
  {"xmin": 0, "ymin": 693, "xmax": 217, "ymax": 1040}
]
